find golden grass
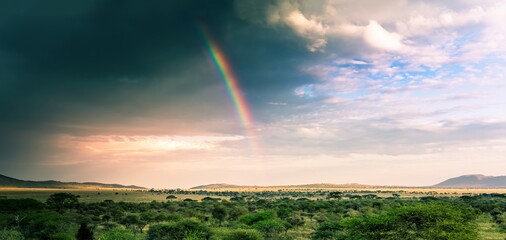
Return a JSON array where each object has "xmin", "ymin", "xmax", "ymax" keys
[{"xmin": 0, "ymin": 189, "xmax": 220, "ymax": 203}]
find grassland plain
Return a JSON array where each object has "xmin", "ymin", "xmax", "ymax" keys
[
  {"xmin": 0, "ymin": 188, "xmax": 212, "ymax": 202},
  {"xmin": 2, "ymin": 187, "xmax": 506, "ymax": 202},
  {"xmin": 1, "ymin": 187, "xmax": 506, "ymax": 239}
]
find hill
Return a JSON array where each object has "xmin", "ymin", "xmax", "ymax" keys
[
  {"xmin": 433, "ymin": 174, "xmax": 506, "ymax": 188},
  {"xmin": 194, "ymin": 175, "xmax": 506, "ymax": 190},
  {"xmin": 0, "ymin": 174, "xmax": 145, "ymax": 189}
]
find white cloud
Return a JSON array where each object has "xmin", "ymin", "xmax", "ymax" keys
[
  {"xmin": 294, "ymin": 84, "xmax": 314, "ymax": 97},
  {"xmin": 284, "ymin": 9, "xmax": 326, "ymax": 36},
  {"xmin": 363, "ymin": 20, "xmax": 405, "ymax": 51},
  {"xmin": 267, "ymin": 102, "xmax": 288, "ymax": 106},
  {"xmin": 267, "ymin": 0, "xmax": 327, "ymax": 51},
  {"xmin": 264, "ymin": 0, "xmax": 504, "ymax": 64},
  {"xmin": 396, "ymin": 6, "xmax": 485, "ymax": 36}
]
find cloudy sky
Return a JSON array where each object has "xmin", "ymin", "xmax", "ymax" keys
[{"xmin": 1, "ymin": 0, "xmax": 506, "ymax": 188}]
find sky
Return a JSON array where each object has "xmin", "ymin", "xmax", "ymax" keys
[{"xmin": 1, "ymin": 0, "xmax": 506, "ymax": 188}]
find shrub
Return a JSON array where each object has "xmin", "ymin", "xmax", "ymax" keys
[
  {"xmin": 0, "ymin": 229, "xmax": 24, "ymax": 240},
  {"xmin": 0, "ymin": 199, "xmax": 45, "ymax": 212},
  {"xmin": 147, "ymin": 219, "xmax": 211, "ymax": 240},
  {"xmin": 76, "ymin": 223, "xmax": 94, "ymax": 240},
  {"xmin": 97, "ymin": 228, "xmax": 136, "ymax": 240},
  {"xmin": 311, "ymin": 221, "xmax": 343, "ymax": 240},
  {"xmin": 223, "ymin": 229, "xmax": 264, "ymax": 240},
  {"xmin": 340, "ymin": 202, "xmax": 478, "ymax": 240},
  {"xmin": 240, "ymin": 211, "xmax": 276, "ymax": 225},
  {"xmin": 253, "ymin": 219, "xmax": 285, "ymax": 239}
]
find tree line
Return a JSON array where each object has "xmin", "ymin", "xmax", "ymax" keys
[{"xmin": 1, "ymin": 192, "xmax": 505, "ymax": 239}]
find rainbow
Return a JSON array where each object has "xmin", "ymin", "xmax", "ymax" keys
[
  {"xmin": 199, "ymin": 27, "xmax": 254, "ymax": 130},
  {"xmin": 198, "ymin": 25, "xmax": 259, "ymax": 152}
]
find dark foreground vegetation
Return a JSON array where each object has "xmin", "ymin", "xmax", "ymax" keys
[{"xmin": 1, "ymin": 191, "xmax": 506, "ymax": 239}]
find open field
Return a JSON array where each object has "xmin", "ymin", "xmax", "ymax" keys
[
  {"xmin": 1, "ymin": 186, "xmax": 506, "ymax": 203},
  {"xmin": 0, "ymin": 188, "xmax": 213, "ymax": 203}
]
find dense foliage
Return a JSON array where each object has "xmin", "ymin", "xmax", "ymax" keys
[{"xmin": 0, "ymin": 192, "xmax": 505, "ymax": 239}]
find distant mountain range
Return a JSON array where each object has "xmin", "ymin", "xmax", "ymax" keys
[
  {"xmin": 0, "ymin": 174, "xmax": 145, "ymax": 189},
  {"xmin": 433, "ymin": 174, "xmax": 506, "ymax": 188},
  {"xmin": 2, "ymin": 173, "xmax": 505, "ymax": 190},
  {"xmin": 193, "ymin": 175, "xmax": 506, "ymax": 189}
]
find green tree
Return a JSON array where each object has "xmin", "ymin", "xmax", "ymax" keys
[
  {"xmin": 212, "ymin": 205, "xmax": 227, "ymax": 225},
  {"xmin": 119, "ymin": 214, "xmax": 141, "ymax": 233},
  {"xmin": 46, "ymin": 193, "xmax": 79, "ymax": 213},
  {"xmin": 253, "ymin": 219, "xmax": 286, "ymax": 239},
  {"xmin": 311, "ymin": 221, "xmax": 343, "ymax": 240},
  {"xmin": 240, "ymin": 210, "xmax": 276, "ymax": 225},
  {"xmin": 276, "ymin": 207, "xmax": 291, "ymax": 220},
  {"xmin": 138, "ymin": 211, "xmax": 157, "ymax": 233},
  {"xmin": 340, "ymin": 202, "xmax": 478, "ymax": 240},
  {"xmin": 287, "ymin": 216, "xmax": 304, "ymax": 230},
  {"xmin": 76, "ymin": 223, "xmax": 93, "ymax": 240},
  {"xmin": 496, "ymin": 212, "xmax": 506, "ymax": 230},
  {"xmin": 227, "ymin": 206, "xmax": 248, "ymax": 221},
  {"xmin": 327, "ymin": 192, "xmax": 343, "ymax": 200},
  {"xmin": 166, "ymin": 195, "xmax": 177, "ymax": 201},
  {"xmin": 21, "ymin": 211, "xmax": 74, "ymax": 240}
]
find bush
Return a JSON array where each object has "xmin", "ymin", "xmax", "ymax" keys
[
  {"xmin": 495, "ymin": 212, "xmax": 506, "ymax": 230},
  {"xmin": 20, "ymin": 211, "xmax": 75, "ymax": 240},
  {"xmin": 311, "ymin": 221, "xmax": 343, "ymax": 240},
  {"xmin": 223, "ymin": 229, "xmax": 264, "ymax": 240},
  {"xmin": 253, "ymin": 219, "xmax": 286, "ymax": 239},
  {"xmin": 76, "ymin": 223, "xmax": 94, "ymax": 240},
  {"xmin": 48, "ymin": 232, "xmax": 74, "ymax": 240},
  {"xmin": 240, "ymin": 211, "xmax": 276, "ymax": 225},
  {"xmin": 0, "ymin": 199, "xmax": 45, "ymax": 212},
  {"xmin": 46, "ymin": 193, "xmax": 79, "ymax": 212},
  {"xmin": 340, "ymin": 202, "xmax": 478, "ymax": 240},
  {"xmin": 147, "ymin": 219, "xmax": 212, "ymax": 240},
  {"xmin": 0, "ymin": 229, "xmax": 24, "ymax": 240},
  {"xmin": 97, "ymin": 228, "xmax": 136, "ymax": 240}
]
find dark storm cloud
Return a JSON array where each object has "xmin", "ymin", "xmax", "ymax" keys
[
  {"xmin": 0, "ymin": 0, "xmax": 313, "ymax": 124},
  {"xmin": 0, "ymin": 0, "xmax": 317, "ymax": 169},
  {"xmin": 1, "ymin": 1, "xmax": 201, "ymax": 126},
  {"xmin": 1, "ymin": 1, "xmax": 221, "ymax": 75},
  {"xmin": 0, "ymin": 0, "xmax": 230, "ymax": 165}
]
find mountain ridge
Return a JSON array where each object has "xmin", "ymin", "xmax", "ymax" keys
[
  {"xmin": 0, "ymin": 174, "xmax": 145, "ymax": 189},
  {"xmin": 3, "ymin": 174, "xmax": 505, "ymax": 190},
  {"xmin": 433, "ymin": 174, "xmax": 506, "ymax": 188},
  {"xmin": 192, "ymin": 175, "xmax": 506, "ymax": 189}
]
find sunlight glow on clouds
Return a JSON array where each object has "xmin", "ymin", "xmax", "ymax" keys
[{"xmin": 56, "ymin": 134, "xmax": 245, "ymax": 159}]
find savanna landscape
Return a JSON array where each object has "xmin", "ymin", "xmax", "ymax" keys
[
  {"xmin": 2, "ymin": 174, "xmax": 506, "ymax": 239},
  {"xmin": 2, "ymin": 0, "xmax": 506, "ymax": 239}
]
